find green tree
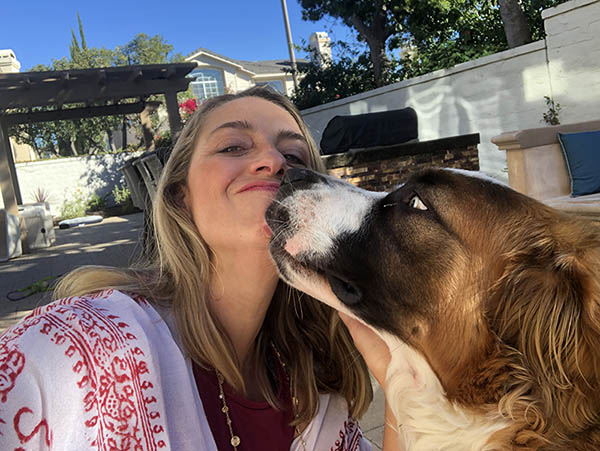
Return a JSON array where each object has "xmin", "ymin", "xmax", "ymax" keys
[
  {"xmin": 299, "ymin": 0, "xmax": 398, "ymax": 87},
  {"xmin": 299, "ymin": 0, "xmax": 568, "ymax": 86},
  {"xmin": 393, "ymin": 0, "xmax": 506, "ymax": 78},
  {"xmin": 394, "ymin": 0, "xmax": 567, "ymax": 78},
  {"xmin": 113, "ymin": 33, "xmax": 183, "ymax": 66},
  {"xmin": 9, "ymin": 15, "xmax": 183, "ymax": 157},
  {"xmin": 291, "ymin": 50, "xmax": 379, "ymax": 109}
]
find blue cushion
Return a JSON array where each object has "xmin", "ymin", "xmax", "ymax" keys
[{"xmin": 558, "ymin": 130, "xmax": 600, "ymax": 197}]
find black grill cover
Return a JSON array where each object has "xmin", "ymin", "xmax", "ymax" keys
[{"xmin": 319, "ymin": 107, "xmax": 418, "ymax": 155}]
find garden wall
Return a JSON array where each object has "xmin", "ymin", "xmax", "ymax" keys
[
  {"xmin": 0, "ymin": 151, "xmax": 142, "ymax": 216},
  {"xmin": 302, "ymin": 0, "xmax": 600, "ymax": 181}
]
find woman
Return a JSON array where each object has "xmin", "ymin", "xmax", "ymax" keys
[{"xmin": 0, "ymin": 87, "xmax": 398, "ymax": 450}]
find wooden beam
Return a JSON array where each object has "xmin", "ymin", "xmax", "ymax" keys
[
  {"xmin": 3, "ymin": 101, "xmax": 146, "ymax": 126},
  {"xmin": 97, "ymin": 69, "xmax": 107, "ymax": 85},
  {"xmin": 128, "ymin": 69, "xmax": 143, "ymax": 82},
  {"xmin": 164, "ymin": 66, "xmax": 176, "ymax": 79},
  {"xmin": 1, "ymin": 78, "xmax": 191, "ymax": 109}
]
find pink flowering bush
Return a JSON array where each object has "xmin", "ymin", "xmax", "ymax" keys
[{"xmin": 179, "ymin": 98, "xmax": 199, "ymax": 123}]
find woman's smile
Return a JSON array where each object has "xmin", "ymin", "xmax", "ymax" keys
[{"xmin": 238, "ymin": 180, "xmax": 281, "ymax": 193}]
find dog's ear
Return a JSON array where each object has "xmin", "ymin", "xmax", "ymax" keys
[{"xmin": 491, "ymin": 220, "xmax": 600, "ymax": 434}]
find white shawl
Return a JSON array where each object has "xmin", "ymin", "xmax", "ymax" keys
[{"xmin": 0, "ymin": 290, "xmax": 371, "ymax": 450}]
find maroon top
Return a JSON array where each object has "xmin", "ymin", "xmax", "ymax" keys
[{"xmin": 193, "ymin": 353, "xmax": 295, "ymax": 451}]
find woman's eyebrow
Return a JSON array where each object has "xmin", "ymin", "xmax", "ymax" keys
[
  {"xmin": 209, "ymin": 120, "xmax": 252, "ymax": 135},
  {"xmin": 277, "ymin": 130, "xmax": 307, "ymax": 144},
  {"xmin": 209, "ymin": 121, "xmax": 306, "ymax": 145}
]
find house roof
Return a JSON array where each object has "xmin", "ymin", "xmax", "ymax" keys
[{"xmin": 186, "ymin": 47, "xmax": 308, "ymax": 76}]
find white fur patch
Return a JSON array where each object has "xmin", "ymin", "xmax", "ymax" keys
[
  {"xmin": 279, "ymin": 181, "xmax": 385, "ymax": 259},
  {"xmin": 382, "ymin": 334, "xmax": 510, "ymax": 450}
]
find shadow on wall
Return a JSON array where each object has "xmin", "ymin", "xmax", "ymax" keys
[{"xmin": 80, "ymin": 154, "xmax": 129, "ymax": 208}]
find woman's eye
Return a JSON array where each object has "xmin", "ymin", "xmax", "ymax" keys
[
  {"xmin": 408, "ymin": 194, "xmax": 428, "ymax": 211},
  {"xmin": 284, "ymin": 153, "xmax": 307, "ymax": 167},
  {"xmin": 219, "ymin": 145, "xmax": 245, "ymax": 154}
]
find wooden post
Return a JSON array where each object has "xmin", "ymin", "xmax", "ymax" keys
[
  {"xmin": 140, "ymin": 101, "xmax": 161, "ymax": 151},
  {"xmin": 164, "ymin": 91, "xmax": 183, "ymax": 138},
  {"xmin": 0, "ymin": 122, "xmax": 20, "ymax": 216},
  {"xmin": 140, "ymin": 105, "xmax": 155, "ymax": 150},
  {"xmin": 0, "ymin": 121, "xmax": 28, "ymax": 254}
]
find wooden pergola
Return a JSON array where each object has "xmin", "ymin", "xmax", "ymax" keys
[{"xmin": 0, "ymin": 62, "xmax": 195, "ymax": 220}]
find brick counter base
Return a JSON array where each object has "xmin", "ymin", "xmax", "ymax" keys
[{"xmin": 323, "ymin": 133, "xmax": 480, "ymax": 192}]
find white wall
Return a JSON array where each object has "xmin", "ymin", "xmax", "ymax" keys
[
  {"xmin": 543, "ymin": 0, "xmax": 600, "ymax": 122},
  {"xmin": 0, "ymin": 152, "xmax": 143, "ymax": 216},
  {"xmin": 301, "ymin": 0, "xmax": 600, "ymax": 180}
]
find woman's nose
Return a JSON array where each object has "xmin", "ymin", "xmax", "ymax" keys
[{"xmin": 251, "ymin": 146, "xmax": 287, "ymax": 176}]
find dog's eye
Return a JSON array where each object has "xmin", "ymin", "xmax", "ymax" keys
[{"xmin": 408, "ymin": 194, "xmax": 428, "ymax": 211}]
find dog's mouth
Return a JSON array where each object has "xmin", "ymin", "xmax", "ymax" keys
[
  {"xmin": 265, "ymin": 168, "xmax": 366, "ymax": 308},
  {"xmin": 266, "ymin": 218, "xmax": 363, "ymax": 308}
]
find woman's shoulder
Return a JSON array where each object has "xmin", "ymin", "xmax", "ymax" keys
[
  {"xmin": 0, "ymin": 290, "xmax": 196, "ymax": 450},
  {"xmin": 0, "ymin": 289, "xmax": 162, "ymax": 353},
  {"xmin": 0, "ymin": 289, "xmax": 175, "ymax": 400}
]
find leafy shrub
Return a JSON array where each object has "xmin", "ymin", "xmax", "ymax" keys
[
  {"xmin": 154, "ymin": 130, "xmax": 172, "ymax": 148},
  {"xmin": 60, "ymin": 189, "xmax": 88, "ymax": 220},
  {"xmin": 112, "ymin": 185, "xmax": 132, "ymax": 205},
  {"xmin": 87, "ymin": 193, "xmax": 107, "ymax": 212},
  {"xmin": 111, "ymin": 184, "xmax": 138, "ymax": 216},
  {"xmin": 542, "ymin": 96, "xmax": 561, "ymax": 126}
]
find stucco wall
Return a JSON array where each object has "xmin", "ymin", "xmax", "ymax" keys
[
  {"xmin": 301, "ymin": 0, "xmax": 600, "ymax": 180},
  {"xmin": 543, "ymin": 0, "xmax": 600, "ymax": 122},
  {"xmin": 0, "ymin": 152, "xmax": 143, "ymax": 216}
]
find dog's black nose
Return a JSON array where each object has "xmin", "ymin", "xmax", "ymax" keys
[{"xmin": 282, "ymin": 168, "xmax": 327, "ymax": 187}]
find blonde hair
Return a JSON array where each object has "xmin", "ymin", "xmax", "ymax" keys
[{"xmin": 55, "ymin": 86, "xmax": 372, "ymax": 424}]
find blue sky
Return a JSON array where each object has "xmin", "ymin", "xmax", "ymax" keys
[{"xmin": 1, "ymin": 0, "xmax": 359, "ymax": 71}]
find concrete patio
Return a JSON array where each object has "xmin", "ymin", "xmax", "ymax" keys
[
  {"xmin": 0, "ymin": 211, "xmax": 387, "ymax": 448},
  {"xmin": 0, "ymin": 213, "xmax": 145, "ymax": 331}
]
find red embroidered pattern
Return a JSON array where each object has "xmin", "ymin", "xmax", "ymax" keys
[
  {"xmin": 0, "ymin": 347, "xmax": 25, "ymax": 403},
  {"xmin": 0, "ymin": 290, "xmax": 168, "ymax": 450},
  {"xmin": 14, "ymin": 407, "xmax": 51, "ymax": 446},
  {"xmin": 331, "ymin": 419, "xmax": 364, "ymax": 451}
]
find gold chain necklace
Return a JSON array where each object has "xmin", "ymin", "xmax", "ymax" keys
[
  {"xmin": 214, "ymin": 343, "xmax": 307, "ymax": 451},
  {"xmin": 271, "ymin": 343, "xmax": 308, "ymax": 451}
]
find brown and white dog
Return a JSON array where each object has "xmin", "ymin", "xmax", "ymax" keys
[{"xmin": 266, "ymin": 168, "xmax": 600, "ymax": 450}]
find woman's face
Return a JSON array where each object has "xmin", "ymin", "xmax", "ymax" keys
[{"xmin": 184, "ymin": 96, "xmax": 310, "ymax": 255}]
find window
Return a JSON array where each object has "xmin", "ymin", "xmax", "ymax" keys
[
  {"xmin": 190, "ymin": 69, "xmax": 224, "ymax": 100},
  {"xmin": 256, "ymin": 80, "xmax": 284, "ymax": 94}
]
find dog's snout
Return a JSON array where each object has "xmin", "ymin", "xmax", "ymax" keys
[{"xmin": 282, "ymin": 168, "xmax": 327, "ymax": 187}]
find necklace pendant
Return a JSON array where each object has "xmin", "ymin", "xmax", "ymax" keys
[{"xmin": 230, "ymin": 435, "xmax": 241, "ymax": 447}]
